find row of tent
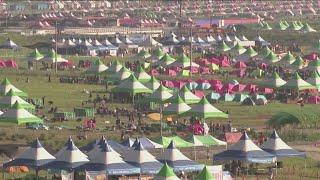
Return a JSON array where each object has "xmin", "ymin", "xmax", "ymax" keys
[
  {"xmin": 4, "ymin": 130, "xmax": 304, "ymax": 177},
  {"xmin": 260, "ymin": 21, "xmax": 317, "ymax": 33}
]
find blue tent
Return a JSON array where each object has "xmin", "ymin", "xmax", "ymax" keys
[
  {"xmin": 208, "ymin": 92, "xmax": 221, "ymax": 101},
  {"xmin": 80, "ymin": 135, "xmax": 125, "ymax": 152},
  {"xmin": 261, "ymin": 130, "xmax": 305, "ymax": 158},
  {"xmin": 129, "ymin": 137, "xmax": 163, "ymax": 149},
  {"xmin": 123, "ymin": 142, "xmax": 163, "ymax": 174},
  {"xmin": 3, "ymin": 138, "xmax": 55, "ymax": 169},
  {"xmin": 77, "ymin": 140, "xmax": 140, "ymax": 175},
  {"xmin": 159, "ymin": 141, "xmax": 203, "ymax": 172},
  {"xmin": 214, "ymin": 132, "xmax": 276, "ymax": 163}
]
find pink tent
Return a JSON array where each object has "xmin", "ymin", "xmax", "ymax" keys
[
  {"xmin": 222, "ymin": 83, "xmax": 234, "ymax": 93},
  {"xmin": 150, "ymin": 69, "xmax": 159, "ymax": 76},
  {"xmin": 245, "ymin": 84, "xmax": 257, "ymax": 92},
  {"xmin": 5, "ymin": 60, "xmax": 18, "ymax": 68},
  {"xmin": 304, "ymin": 52, "xmax": 318, "ymax": 61},
  {"xmin": 166, "ymin": 69, "xmax": 177, "ymax": 76},
  {"xmin": 211, "ymin": 83, "xmax": 223, "ymax": 92},
  {"xmin": 258, "ymin": 87, "xmax": 274, "ymax": 94},
  {"xmin": 163, "ymin": 80, "xmax": 174, "ymax": 88},
  {"xmin": 219, "ymin": 59, "xmax": 230, "ymax": 67},
  {"xmin": 173, "ymin": 80, "xmax": 186, "ymax": 89},
  {"xmin": 209, "ymin": 79, "xmax": 222, "ymax": 86},
  {"xmin": 0, "ymin": 60, "xmax": 6, "ymax": 68},
  {"xmin": 197, "ymin": 58, "xmax": 211, "ymax": 66},
  {"xmin": 235, "ymin": 61, "xmax": 247, "ymax": 69},
  {"xmin": 194, "ymin": 90, "xmax": 205, "ymax": 98},
  {"xmin": 200, "ymin": 67, "xmax": 211, "ymax": 74},
  {"xmin": 196, "ymin": 78, "xmax": 209, "ymax": 84},
  {"xmin": 59, "ymin": 60, "xmax": 73, "ymax": 68},
  {"xmin": 232, "ymin": 84, "xmax": 246, "ymax": 92},
  {"xmin": 308, "ymin": 96, "xmax": 320, "ymax": 104},
  {"xmin": 186, "ymin": 66, "xmax": 199, "ymax": 74}
]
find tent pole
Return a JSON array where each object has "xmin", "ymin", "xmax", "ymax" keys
[
  {"xmin": 36, "ymin": 169, "xmax": 39, "ymax": 180},
  {"xmin": 160, "ymin": 104, "xmax": 163, "ymax": 137}
]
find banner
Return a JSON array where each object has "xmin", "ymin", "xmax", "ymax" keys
[
  {"xmin": 86, "ymin": 171, "xmax": 107, "ymax": 180},
  {"xmin": 207, "ymin": 165, "xmax": 223, "ymax": 180},
  {"xmin": 61, "ymin": 171, "xmax": 74, "ymax": 180}
]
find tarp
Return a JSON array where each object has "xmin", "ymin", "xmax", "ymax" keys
[{"xmin": 154, "ymin": 136, "xmax": 194, "ymax": 148}]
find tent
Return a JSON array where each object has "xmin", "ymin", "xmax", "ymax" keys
[
  {"xmin": 80, "ymin": 135, "xmax": 125, "ymax": 153},
  {"xmin": 124, "ymin": 137, "xmax": 163, "ymax": 149},
  {"xmin": 148, "ymin": 85, "xmax": 173, "ymax": 103},
  {"xmin": 196, "ymin": 166, "xmax": 215, "ymax": 180},
  {"xmin": 0, "ymin": 101, "xmax": 42, "ymax": 125},
  {"xmin": 305, "ymin": 59, "xmax": 320, "ymax": 72},
  {"xmin": 140, "ymin": 35, "xmax": 162, "ymax": 47},
  {"xmin": 215, "ymin": 41, "xmax": 231, "ymax": 52},
  {"xmin": 236, "ymin": 46, "xmax": 257, "ymax": 61},
  {"xmin": 187, "ymin": 97, "xmax": 228, "ymax": 119},
  {"xmin": 239, "ymin": 35, "xmax": 249, "ymax": 41},
  {"xmin": 135, "ymin": 66, "xmax": 151, "ymax": 83},
  {"xmin": 232, "ymin": 42, "xmax": 246, "ymax": 55},
  {"xmin": 280, "ymin": 72, "xmax": 315, "ymax": 90},
  {"xmin": 159, "ymin": 141, "xmax": 203, "ymax": 172},
  {"xmin": 144, "ymin": 76, "xmax": 161, "ymax": 91},
  {"xmin": 259, "ymin": 72, "xmax": 286, "ymax": 88},
  {"xmin": 152, "ymin": 47, "xmax": 165, "ymax": 61},
  {"xmin": 77, "ymin": 140, "xmax": 140, "ymax": 175},
  {"xmin": 0, "ymin": 89, "xmax": 34, "ymax": 110},
  {"xmin": 300, "ymin": 23, "xmax": 317, "ymax": 33},
  {"xmin": 276, "ymin": 21, "xmax": 288, "ymax": 31},
  {"xmin": 0, "ymin": 38, "xmax": 19, "ymax": 50},
  {"xmin": 241, "ymin": 97, "xmax": 256, "ymax": 106},
  {"xmin": 163, "ymin": 95, "xmax": 191, "ymax": 116},
  {"xmin": 262, "ymin": 130, "xmax": 305, "ymax": 158},
  {"xmin": 258, "ymin": 46, "xmax": 272, "ymax": 59},
  {"xmin": 306, "ymin": 70, "xmax": 320, "ymax": 90},
  {"xmin": 290, "ymin": 56, "xmax": 305, "ymax": 69},
  {"xmin": 263, "ymin": 52, "xmax": 280, "ymax": 64},
  {"xmin": 155, "ymin": 53, "xmax": 176, "ymax": 66},
  {"xmin": 207, "ymin": 92, "xmax": 221, "ymax": 101},
  {"xmin": 3, "ymin": 138, "xmax": 55, "ymax": 170},
  {"xmin": 169, "ymin": 53, "xmax": 199, "ymax": 68},
  {"xmin": 154, "ymin": 136, "xmax": 193, "ymax": 148},
  {"xmin": 214, "ymin": 132, "xmax": 276, "ymax": 163},
  {"xmin": 105, "ymin": 60, "xmax": 123, "ymax": 74},
  {"xmin": 171, "ymin": 86, "xmax": 201, "ymax": 104},
  {"xmin": 42, "ymin": 49, "xmax": 68, "ymax": 63},
  {"xmin": 83, "ymin": 59, "xmax": 108, "ymax": 75},
  {"xmin": 137, "ymin": 49, "xmax": 151, "ymax": 59},
  {"xmin": 234, "ymin": 93, "xmax": 250, "ymax": 103},
  {"xmin": 26, "ymin": 48, "xmax": 44, "ymax": 61},
  {"xmin": 280, "ymin": 51, "xmax": 296, "ymax": 65},
  {"xmin": 220, "ymin": 93, "xmax": 235, "ymax": 102},
  {"xmin": 42, "ymin": 138, "xmax": 89, "ymax": 170},
  {"xmin": 187, "ymin": 135, "xmax": 227, "ymax": 146},
  {"xmin": 0, "ymin": 78, "xmax": 28, "ymax": 97},
  {"xmin": 154, "ymin": 163, "xmax": 180, "ymax": 180},
  {"xmin": 107, "ymin": 66, "xmax": 132, "ymax": 82},
  {"xmin": 123, "ymin": 142, "xmax": 162, "ymax": 174},
  {"xmin": 111, "ymin": 74, "xmax": 152, "ymax": 95}
]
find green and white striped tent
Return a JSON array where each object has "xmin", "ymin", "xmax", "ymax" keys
[
  {"xmin": 163, "ymin": 95, "xmax": 191, "ymax": 116},
  {"xmin": 169, "ymin": 53, "xmax": 199, "ymax": 68},
  {"xmin": 260, "ymin": 72, "xmax": 286, "ymax": 88},
  {"xmin": 111, "ymin": 74, "xmax": 152, "ymax": 95},
  {"xmin": 107, "ymin": 66, "xmax": 132, "ymax": 82},
  {"xmin": 42, "ymin": 49, "xmax": 67, "ymax": 63},
  {"xmin": 300, "ymin": 23, "xmax": 317, "ymax": 33},
  {"xmin": 196, "ymin": 166, "xmax": 215, "ymax": 180},
  {"xmin": 187, "ymin": 97, "xmax": 228, "ymax": 119},
  {"xmin": 290, "ymin": 56, "xmax": 305, "ymax": 70},
  {"xmin": 135, "ymin": 66, "xmax": 151, "ymax": 83},
  {"xmin": 137, "ymin": 49, "xmax": 151, "ymax": 59},
  {"xmin": 0, "ymin": 101, "xmax": 42, "ymax": 125},
  {"xmin": 306, "ymin": 70, "xmax": 320, "ymax": 90},
  {"xmin": 154, "ymin": 163, "xmax": 179, "ymax": 180},
  {"xmin": 236, "ymin": 46, "xmax": 258, "ymax": 61},
  {"xmin": 151, "ymin": 47, "xmax": 165, "ymax": 61},
  {"xmin": 0, "ymin": 78, "xmax": 28, "ymax": 97},
  {"xmin": 258, "ymin": 46, "xmax": 272, "ymax": 59},
  {"xmin": 84, "ymin": 59, "xmax": 108, "ymax": 75},
  {"xmin": 232, "ymin": 42, "xmax": 246, "ymax": 55},
  {"xmin": 0, "ymin": 89, "xmax": 34, "ymax": 110},
  {"xmin": 263, "ymin": 51, "xmax": 280, "ymax": 64},
  {"xmin": 147, "ymin": 85, "xmax": 173, "ymax": 103},
  {"xmin": 105, "ymin": 60, "xmax": 123, "ymax": 74},
  {"xmin": 215, "ymin": 41, "xmax": 231, "ymax": 52},
  {"xmin": 280, "ymin": 72, "xmax": 315, "ymax": 90},
  {"xmin": 155, "ymin": 53, "xmax": 176, "ymax": 67},
  {"xmin": 144, "ymin": 76, "xmax": 161, "ymax": 91},
  {"xmin": 187, "ymin": 135, "xmax": 227, "ymax": 147},
  {"xmin": 276, "ymin": 21, "xmax": 288, "ymax": 31},
  {"xmin": 26, "ymin": 48, "xmax": 44, "ymax": 61},
  {"xmin": 280, "ymin": 51, "xmax": 296, "ymax": 65},
  {"xmin": 170, "ymin": 86, "xmax": 201, "ymax": 104},
  {"xmin": 305, "ymin": 59, "xmax": 320, "ymax": 72}
]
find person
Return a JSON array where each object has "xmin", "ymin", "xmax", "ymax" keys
[{"xmin": 268, "ymin": 167, "xmax": 274, "ymax": 180}]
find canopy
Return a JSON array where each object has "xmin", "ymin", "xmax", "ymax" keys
[
  {"xmin": 140, "ymin": 35, "xmax": 162, "ymax": 47},
  {"xmin": 301, "ymin": 23, "xmax": 317, "ymax": 33},
  {"xmin": 42, "ymin": 49, "xmax": 68, "ymax": 63},
  {"xmin": 260, "ymin": 72, "xmax": 286, "ymax": 88},
  {"xmin": 196, "ymin": 166, "xmax": 215, "ymax": 180},
  {"xmin": 137, "ymin": 49, "xmax": 151, "ymax": 59},
  {"xmin": 135, "ymin": 66, "xmax": 151, "ymax": 83},
  {"xmin": 0, "ymin": 89, "xmax": 34, "ymax": 109},
  {"xmin": 0, "ymin": 38, "xmax": 19, "ymax": 49},
  {"xmin": 261, "ymin": 130, "xmax": 305, "ymax": 158},
  {"xmin": 154, "ymin": 163, "xmax": 179, "ymax": 180},
  {"xmin": 280, "ymin": 72, "xmax": 315, "ymax": 90},
  {"xmin": 42, "ymin": 138, "xmax": 89, "ymax": 170},
  {"xmin": 263, "ymin": 52, "xmax": 280, "ymax": 64},
  {"xmin": 163, "ymin": 95, "xmax": 191, "ymax": 116},
  {"xmin": 280, "ymin": 51, "xmax": 296, "ymax": 65},
  {"xmin": 107, "ymin": 66, "xmax": 132, "ymax": 82},
  {"xmin": 0, "ymin": 101, "xmax": 42, "ymax": 125},
  {"xmin": 159, "ymin": 141, "xmax": 203, "ymax": 172},
  {"xmin": 77, "ymin": 140, "xmax": 140, "ymax": 175},
  {"xmin": 155, "ymin": 53, "xmax": 176, "ymax": 66},
  {"xmin": 80, "ymin": 135, "xmax": 125, "ymax": 153},
  {"xmin": 124, "ymin": 137, "xmax": 163, "ymax": 149},
  {"xmin": 276, "ymin": 21, "xmax": 288, "ymax": 31},
  {"xmin": 27, "ymin": 48, "xmax": 44, "ymax": 61},
  {"xmin": 3, "ymin": 138, "xmax": 55, "ymax": 168},
  {"xmin": 105, "ymin": 60, "xmax": 123, "ymax": 74},
  {"xmin": 152, "ymin": 47, "xmax": 165, "ymax": 60},
  {"xmin": 306, "ymin": 70, "xmax": 320, "ymax": 89},
  {"xmin": 305, "ymin": 59, "xmax": 320, "ymax": 72},
  {"xmin": 236, "ymin": 46, "xmax": 258, "ymax": 61},
  {"xmin": 84, "ymin": 59, "xmax": 108, "ymax": 75},
  {"xmin": 187, "ymin": 97, "xmax": 228, "ymax": 119},
  {"xmin": 187, "ymin": 135, "xmax": 227, "ymax": 146},
  {"xmin": 154, "ymin": 136, "xmax": 193, "ymax": 148},
  {"xmin": 0, "ymin": 78, "xmax": 28, "ymax": 97},
  {"xmin": 171, "ymin": 86, "xmax": 201, "ymax": 104},
  {"xmin": 144, "ymin": 76, "xmax": 161, "ymax": 91},
  {"xmin": 147, "ymin": 85, "xmax": 173, "ymax": 103},
  {"xmin": 111, "ymin": 74, "xmax": 152, "ymax": 95},
  {"xmin": 123, "ymin": 142, "xmax": 162, "ymax": 174},
  {"xmin": 259, "ymin": 46, "xmax": 272, "ymax": 58},
  {"xmin": 232, "ymin": 42, "xmax": 246, "ymax": 55},
  {"xmin": 169, "ymin": 53, "xmax": 199, "ymax": 68},
  {"xmin": 214, "ymin": 132, "xmax": 276, "ymax": 163},
  {"xmin": 215, "ymin": 41, "xmax": 231, "ymax": 52},
  {"xmin": 290, "ymin": 56, "xmax": 305, "ymax": 69}
]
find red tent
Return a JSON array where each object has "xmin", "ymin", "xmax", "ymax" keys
[
  {"xmin": 258, "ymin": 87, "xmax": 273, "ymax": 94},
  {"xmin": 173, "ymin": 80, "xmax": 186, "ymax": 89},
  {"xmin": 235, "ymin": 61, "xmax": 247, "ymax": 69},
  {"xmin": 232, "ymin": 84, "xmax": 246, "ymax": 92},
  {"xmin": 163, "ymin": 80, "xmax": 174, "ymax": 88},
  {"xmin": 211, "ymin": 83, "xmax": 223, "ymax": 92},
  {"xmin": 222, "ymin": 83, "xmax": 234, "ymax": 93},
  {"xmin": 219, "ymin": 132, "xmax": 242, "ymax": 144},
  {"xmin": 304, "ymin": 52, "xmax": 318, "ymax": 61},
  {"xmin": 209, "ymin": 79, "xmax": 222, "ymax": 86},
  {"xmin": 245, "ymin": 84, "xmax": 257, "ymax": 92},
  {"xmin": 308, "ymin": 96, "xmax": 320, "ymax": 104},
  {"xmin": 5, "ymin": 60, "xmax": 18, "ymax": 68},
  {"xmin": 0, "ymin": 60, "xmax": 6, "ymax": 68}
]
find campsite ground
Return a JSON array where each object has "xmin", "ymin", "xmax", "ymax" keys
[{"xmin": 0, "ymin": 22, "xmax": 320, "ymax": 179}]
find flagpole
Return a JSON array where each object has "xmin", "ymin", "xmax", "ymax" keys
[{"xmin": 55, "ymin": 21, "xmax": 58, "ymax": 73}]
